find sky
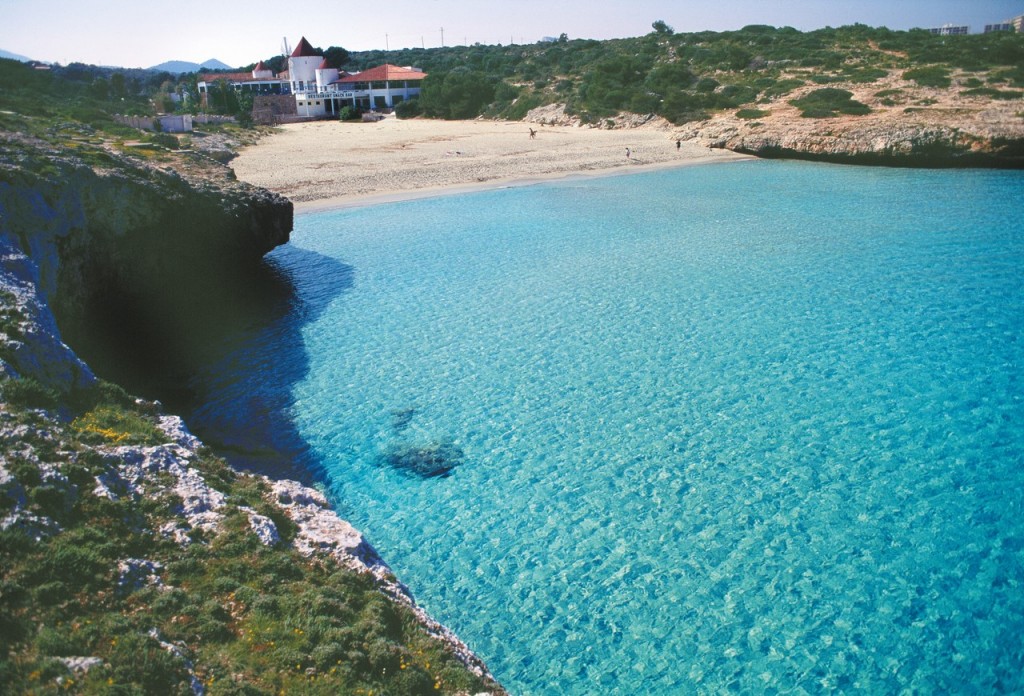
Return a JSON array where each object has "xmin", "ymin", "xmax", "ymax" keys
[{"xmin": 1, "ymin": 0, "xmax": 1021, "ymax": 69}]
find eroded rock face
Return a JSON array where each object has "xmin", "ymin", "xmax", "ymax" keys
[
  {"xmin": 0, "ymin": 138, "xmax": 292, "ymax": 384},
  {"xmin": 0, "ymin": 235, "xmax": 96, "ymax": 393},
  {"xmin": 684, "ymin": 119, "xmax": 1024, "ymax": 167},
  {"xmin": 674, "ymin": 82, "xmax": 1024, "ymax": 168}
]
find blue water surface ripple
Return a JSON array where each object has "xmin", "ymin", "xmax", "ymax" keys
[{"xmin": 209, "ymin": 160, "xmax": 1024, "ymax": 694}]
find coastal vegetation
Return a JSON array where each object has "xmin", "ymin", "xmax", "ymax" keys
[
  {"xmin": 324, "ymin": 22, "xmax": 1024, "ymax": 124},
  {"xmin": 6, "ymin": 20, "xmax": 1023, "ymax": 134},
  {"xmin": 789, "ymin": 88, "xmax": 871, "ymax": 118},
  {"xmin": 0, "ymin": 58, "xmax": 266, "ymax": 173},
  {"xmin": 0, "ymin": 375, "xmax": 497, "ymax": 694}
]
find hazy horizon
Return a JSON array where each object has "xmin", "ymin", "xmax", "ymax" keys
[{"xmin": 1, "ymin": 0, "xmax": 1021, "ymax": 70}]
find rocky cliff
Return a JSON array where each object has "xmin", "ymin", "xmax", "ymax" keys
[
  {"xmin": 674, "ymin": 72, "xmax": 1024, "ymax": 168},
  {"xmin": 0, "ymin": 134, "xmax": 292, "ymax": 379},
  {"xmin": 0, "ymin": 132, "xmax": 503, "ymax": 693}
]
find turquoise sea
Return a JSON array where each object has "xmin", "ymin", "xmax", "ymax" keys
[{"xmin": 190, "ymin": 160, "xmax": 1024, "ymax": 694}]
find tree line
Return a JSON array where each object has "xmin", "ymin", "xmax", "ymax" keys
[{"xmin": 5, "ymin": 21, "xmax": 1022, "ymax": 127}]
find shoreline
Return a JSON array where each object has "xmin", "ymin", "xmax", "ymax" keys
[
  {"xmin": 292, "ymin": 151, "xmax": 752, "ymax": 212},
  {"xmin": 231, "ymin": 117, "xmax": 753, "ymax": 212}
]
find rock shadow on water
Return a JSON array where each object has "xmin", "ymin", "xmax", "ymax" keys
[
  {"xmin": 381, "ymin": 440, "xmax": 464, "ymax": 478},
  {"xmin": 64, "ymin": 242, "xmax": 353, "ymax": 485}
]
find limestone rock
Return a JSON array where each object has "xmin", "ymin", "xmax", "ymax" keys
[
  {"xmin": 0, "ymin": 234, "xmax": 96, "ymax": 393},
  {"xmin": 117, "ymin": 558, "xmax": 165, "ymax": 592},
  {"xmin": 674, "ymin": 82, "xmax": 1024, "ymax": 167}
]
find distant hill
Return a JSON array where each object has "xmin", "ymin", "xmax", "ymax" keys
[
  {"xmin": 0, "ymin": 48, "xmax": 32, "ymax": 62},
  {"xmin": 149, "ymin": 58, "xmax": 234, "ymax": 73}
]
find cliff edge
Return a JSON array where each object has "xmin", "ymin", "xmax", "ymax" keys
[
  {"xmin": 0, "ymin": 132, "xmax": 292, "ymax": 360},
  {"xmin": 0, "ymin": 132, "xmax": 503, "ymax": 693}
]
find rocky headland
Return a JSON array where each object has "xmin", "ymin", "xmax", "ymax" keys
[
  {"xmin": 674, "ymin": 71, "xmax": 1024, "ymax": 167},
  {"xmin": 0, "ymin": 130, "xmax": 503, "ymax": 693}
]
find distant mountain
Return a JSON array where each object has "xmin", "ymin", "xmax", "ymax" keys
[
  {"xmin": 200, "ymin": 58, "xmax": 234, "ymax": 70},
  {"xmin": 149, "ymin": 58, "xmax": 235, "ymax": 73},
  {"xmin": 0, "ymin": 49, "xmax": 33, "ymax": 62}
]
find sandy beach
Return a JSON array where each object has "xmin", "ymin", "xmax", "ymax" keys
[{"xmin": 230, "ymin": 117, "xmax": 750, "ymax": 210}]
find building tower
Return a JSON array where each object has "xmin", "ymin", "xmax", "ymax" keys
[
  {"xmin": 315, "ymin": 58, "xmax": 339, "ymax": 92},
  {"xmin": 288, "ymin": 37, "xmax": 322, "ymax": 94}
]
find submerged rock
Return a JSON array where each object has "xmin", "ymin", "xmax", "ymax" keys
[
  {"xmin": 382, "ymin": 441, "xmax": 464, "ymax": 478},
  {"xmin": 389, "ymin": 407, "xmax": 416, "ymax": 433}
]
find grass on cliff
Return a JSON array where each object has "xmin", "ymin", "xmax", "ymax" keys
[
  {"xmin": 0, "ymin": 375, "xmax": 497, "ymax": 695},
  {"xmin": 790, "ymin": 88, "xmax": 872, "ymax": 118}
]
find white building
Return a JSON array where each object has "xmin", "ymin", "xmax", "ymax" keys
[
  {"xmin": 928, "ymin": 24, "xmax": 970, "ymax": 35},
  {"xmin": 288, "ymin": 37, "xmax": 426, "ymax": 117},
  {"xmin": 296, "ymin": 62, "xmax": 428, "ymax": 116},
  {"xmin": 198, "ymin": 37, "xmax": 427, "ymax": 119},
  {"xmin": 197, "ymin": 63, "xmax": 288, "ymax": 102}
]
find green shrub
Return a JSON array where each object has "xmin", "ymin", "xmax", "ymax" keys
[
  {"xmin": 962, "ymin": 87, "xmax": 1023, "ymax": 100},
  {"xmin": 990, "ymin": 66, "xmax": 1024, "ymax": 87},
  {"xmin": 212, "ymin": 577, "xmax": 239, "ymax": 595},
  {"xmin": 146, "ymin": 132, "xmax": 179, "ymax": 149},
  {"xmin": 694, "ymin": 77, "xmax": 719, "ymax": 93},
  {"xmin": 338, "ymin": 105, "xmax": 361, "ymax": 121},
  {"xmin": 35, "ymin": 543, "xmax": 109, "ymax": 593},
  {"xmin": 32, "ymin": 580, "xmax": 71, "ymax": 606},
  {"xmin": 251, "ymin": 594, "xmax": 280, "ymax": 616},
  {"xmin": 394, "ymin": 99, "xmax": 421, "ymax": 119},
  {"xmin": 151, "ymin": 587, "xmax": 191, "ymax": 614},
  {"xmin": 903, "ymin": 66, "xmax": 951, "ymax": 88},
  {"xmin": 104, "ymin": 632, "xmax": 190, "ymax": 694},
  {"xmin": 226, "ymin": 585, "xmax": 255, "ymax": 607},
  {"xmin": 29, "ymin": 483, "xmax": 74, "ymax": 520},
  {"xmin": 71, "ymin": 403, "xmax": 164, "ymax": 446},
  {"xmin": 761, "ymin": 78, "xmax": 805, "ymax": 98},
  {"xmin": 1, "ymin": 378, "xmax": 59, "ymax": 410},
  {"xmin": 311, "ymin": 641, "xmax": 347, "ymax": 669},
  {"xmin": 874, "ymin": 88, "xmax": 906, "ymax": 106},
  {"xmin": 719, "ymin": 84, "xmax": 758, "ymax": 105},
  {"xmin": 388, "ymin": 661, "xmax": 437, "ymax": 695},
  {"xmin": 736, "ymin": 108, "xmax": 769, "ymax": 119},
  {"xmin": 35, "ymin": 626, "xmax": 86, "ymax": 657},
  {"xmin": 501, "ymin": 92, "xmax": 544, "ymax": 119},
  {"xmin": 790, "ymin": 88, "xmax": 871, "ymax": 117},
  {"xmin": 845, "ymin": 67, "xmax": 889, "ymax": 83}
]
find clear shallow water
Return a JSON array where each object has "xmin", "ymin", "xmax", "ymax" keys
[{"xmin": 203, "ymin": 161, "xmax": 1023, "ymax": 693}]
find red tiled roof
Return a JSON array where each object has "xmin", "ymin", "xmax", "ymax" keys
[
  {"xmin": 254, "ymin": 60, "xmax": 267, "ymax": 71},
  {"xmin": 335, "ymin": 63, "xmax": 427, "ymax": 83},
  {"xmin": 318, "ymin": 59, "xmax": 330, "ymax": 69},
  {"xmin": 290, "ymin": 37, "xmax": 319, "ymax": 58}
]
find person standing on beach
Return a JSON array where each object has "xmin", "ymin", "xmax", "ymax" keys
[
  {"xmin": 676, "ymin": 139, "xmax": 681, "ymax": 151},
  {"xmin": 626, "ymin": 147, "xmax": 631, "ymax": 159}
]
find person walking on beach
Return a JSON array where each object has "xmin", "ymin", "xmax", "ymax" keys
[
  {"xmin": 625, "ymin": 147, "xmax": 631, "ymax": 159},
  {"xmin": 676, "ymin": 139, "xmax": 681, "ymax": 151},
  {"xmin": 529, "ymin": 127, "xmax": 536, "ymax": 139}
]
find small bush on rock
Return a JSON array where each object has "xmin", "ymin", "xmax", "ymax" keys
[{"xmin": 790, "ymin": 88, "xmax": 871, "ymax": 117}]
